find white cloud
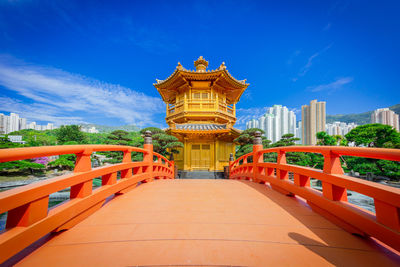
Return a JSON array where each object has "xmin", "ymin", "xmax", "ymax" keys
[
  {"xmin": 308, "ymin": 77, "xmax": 354, "ymax": 92},
  {"xmin": 293, "ymin": 44, "xmax": 333, "ymax": 81},
  {"xmin": 0, "ymin": 55, "xmax": 164, "ymax": 126},
  {"xmin": 0, "ymin": 96, "xmax": 87, "ymax": 125},
  {"xmin": 289, "ymin": 107, "xmax": 301, "ymax": 114}
]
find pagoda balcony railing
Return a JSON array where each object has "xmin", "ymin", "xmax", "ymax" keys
[
  {"xmin": 0, "ymin": 132, "xmax": 175, "ymax": 263},
  {"xmin": 167, "ymin": 100, "xmax": 235, "ymax": 117},
  {"xmin": 229, "ymin": 132, "xmax": 400, "ymax": 252}
]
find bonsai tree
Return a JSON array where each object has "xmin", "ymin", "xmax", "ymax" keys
[
  {"xmin": 234, "ymin": 128, "xmax": 272, "ymax": 158},
  {"xmin": 140, "ymin": 127, "xmax": 183, "ymax": 158}
]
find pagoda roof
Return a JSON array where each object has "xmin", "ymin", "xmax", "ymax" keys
[{"xmin": 154, "ymin": 57, "xmax": 249, "ymax": 103}]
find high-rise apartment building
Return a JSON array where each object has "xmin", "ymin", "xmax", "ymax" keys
[
  {"xmin": 28, "ymin": 121, "xmax": 37, "ymax": 130},
  {"xmin": 295, "ymin": 121, "xmax": 302, "ymax": 144},
  {"xmin": 245, "ymin": 105, "xmax": 297, "ymax": 143},
  {"xmin": 246, "ymin": 119, "xmax": 259, "ymax": 129},
  {"xmin": 302, "ymin": 100, "xmax": 326, "ymax": 145},
  {"xmin": 326, "ymin": 122, "xmax": 357, "ymax": 136},
  {"xmin": 9, "ymin": 113, "xmax": 20, "ymax": 133},
  {"xmin": 371, "ymin": 108, "xmax": 399, "ymax": 131},
  {"xmin": 19, "ymin": 118, "xmax": 27, "ymax": 130},
  {"xmin": 0, "ymin": 113, "xmax": 6, "ymax": 134},
  {"xmin": 0, "ymin": 113, "xmax": 56, "ymax": 133}
]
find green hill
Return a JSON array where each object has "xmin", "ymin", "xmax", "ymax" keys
[
  {"xmin": 80, "ymin": 124, "xmax": 139, "ymax": 133},
  {"xmin": 326, "ymin": 104, "xmax": 400, "ymax": 125}
]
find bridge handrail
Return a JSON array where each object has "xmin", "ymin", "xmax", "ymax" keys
[
  {"xmin": 231, "ymin": 146, "xmax": 400, "ymax": 203},
  {"xmin": 231, "ymin": 153, "xmax": 251, "ymax": 166},
  {"xmin": 0, "ymin": 145, "xmax": 148, "ymax": 163},
  {"xmin": 258, "ymin": 146, "xmax": 400, "ymax": 160},
  {"xmin": 0, "ymin": 161, "xmax": 148, "ymax": 214},
  {"xmin": 229, "ymin": 136, "xmax": 400, "ymax": 252},
  {"xmin": 152, "ymin": 151, "xmax": 173, "ymax": 165},
  {"xmin": 0, "ymin": 132, "xmax": 175, "ymax": 264},
  {"xmin": 231, "ymin": 146, "xmax": 400, "ymax": 167}
]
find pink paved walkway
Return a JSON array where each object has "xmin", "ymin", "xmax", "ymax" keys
[{"xmin": 16, "ymin": 179, "xmax": 400, "ymax": 266}]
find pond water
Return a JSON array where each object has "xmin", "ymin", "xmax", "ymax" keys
[{"xmin": 311, "ymin": 181, "xmax": 375, "ymax": 213}]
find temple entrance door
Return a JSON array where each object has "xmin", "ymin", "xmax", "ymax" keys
[
  {"xmin": 201, "ymin": 144, "xmax": 211, "ymax": 168},
  {"xmin": 191, "ymin": 144, "xmax": 210, "ymax": 170}
]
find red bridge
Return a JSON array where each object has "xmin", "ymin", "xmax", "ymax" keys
[{"xmin": 0, "ymin": 131, "xmax": 399, "ymax": 266}]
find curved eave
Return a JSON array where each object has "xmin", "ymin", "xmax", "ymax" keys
[{"xmin": 154, "ymin": 69, "xmax": 248, "ymax": 90}]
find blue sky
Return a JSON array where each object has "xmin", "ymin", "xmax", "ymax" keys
[{"xmin": 0, "ymin": 0, "xmax": 399, "ymax": 129}]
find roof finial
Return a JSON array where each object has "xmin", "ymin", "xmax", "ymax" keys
[
  {"xmin": 194, "ymin": 56, "xmax": 208, "ymax": 72},
  {"xmin": 176, "ymin": 62, "xmax": 183, "ymax": 70},
  {"xmin": 219, "ymin": 61, "xmax": 226, "ymax": 70}
]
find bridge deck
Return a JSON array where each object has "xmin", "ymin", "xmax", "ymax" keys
[{"xmin": 16, "ymin": 179, "xmax": 399, "ymax": 266}]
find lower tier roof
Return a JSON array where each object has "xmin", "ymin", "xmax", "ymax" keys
[{"xmin": 175, "ymin": 123, "xmax": 227, "ymax": 131}]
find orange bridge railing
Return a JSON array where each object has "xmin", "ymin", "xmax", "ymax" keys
[
  {"xmin": 0, "ymin": 131, "xmax": 174, "ymax": 263},
  {"xmin": 229, "ymin": 131, "xmax": 400, "ymax": 252}
]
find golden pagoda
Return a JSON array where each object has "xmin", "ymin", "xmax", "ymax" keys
[{"xmin": 154, "ymin": 56, "xmax": 249, "ymax": 173}]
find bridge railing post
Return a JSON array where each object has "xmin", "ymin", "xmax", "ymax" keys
[
  {"xmin": 322, "ymin": 150, "xmax": 347, "ymax": 201},
  {"xmin": 71, "ymin": 148, "xmax": 93, "ymax": 199},
  {"xmin": 253, "ymin": 131, "xmax": 263, "ymax": 183},
  {"xmin": 121, "ymin": 149, "xmax": 133, "ymax": 178},
  {"xmin": 143, "ymin": 131, "xmax": 153, "ymax": 182},
  {"xmin": 276, "ymin": 149, "xmax": 288, "ymax": 180},
  {"xmin": 116, "ymin": 148, "xmax": 136, "ymax": 195},
  {"xmin": 271, "ymin": 149, "xmax": 294, "ymax": 197},
  {"xmin": 169, "ymin": 153, "xmax": 175, "ymax": 179},
  {"xmin": 229, "ymin": 153, "xmax": 234, "ymax": 179},
  {"xmin": 6, "ymin": 196, "xmax": 49, "ymax": 228},
  {"xmin": 375, "ymin": 199, "xmax": 400, "ymax": 231}
]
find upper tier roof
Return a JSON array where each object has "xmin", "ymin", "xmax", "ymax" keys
[{"xmin": 154, "ymin": 56, "xmax": 249, "ymax": 103}]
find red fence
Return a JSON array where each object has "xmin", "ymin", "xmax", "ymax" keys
[
  {"xmin": 0, "ymin": 131, "xmax": 175, "ymax": 263},
  {"xmin": 229, "ymin": 132, "xmax": 400, "ymax": 252}
]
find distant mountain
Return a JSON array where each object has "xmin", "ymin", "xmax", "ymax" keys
[
  {"xmin": 80, "ymin": 124, "xmax": 139, "ymax": 133},
  {"xmin": 326, "ymin": 104, "xmax": 400, "ymax": 125}
]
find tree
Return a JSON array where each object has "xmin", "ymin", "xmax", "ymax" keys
[
  {"xmin": 234, "ymin": 128, "xmax": 272, "ymax": 158},
  {"xmin": 48, "ymin": 154, "xmax": 76, "ymax": 170},
  {"xmin": 316, "ymin": 131, "xmax": 336, "ymax": 146},
  {"xmin": 85, "ymin": 132, "xmax": 108, "ymax": 144},
  {"xmin": 100, "ymin": 130, "xmax": 133, "ymax": 163},
  {"xmin": 56, "ymin": 125, "xmax": 87, "ymax": 144},
  {"xmin": 9, "ymin": 129, "xmax": 58, "ymax": 146},
  {"xmin": 0, "ymin": 160, "xmax": 45, "ymax": 174},
  {"xmin": 272, "ymin": 133, "xmax": 300, "ymax": 147},
  {"xmin": 269, "ymin": 133, "xmax": 321, "ymax": 168},
  {"xmin": 376, "ymin": 160, "xmax": 400, "ymax": 178},
  {"xmin": 345, "ymin": 124, "xmax": 400, "ymax": 148},
  {"xmin": 140, "ymin": 127, "xmax": 183, "ymax": 157},
  {"xmin": 106, "ymin": 130, "xmax": 132, "ymax": 145},
  {"xmin": 129, "ymin": 132, "xmax": 145, "ymax": 161},
  {"xmin": 286, "ymin": 152, "xmax": 325, "ymax": 170},
  {"xmin": 139, "ymin": 127, "xmax": 164, "ymax": 135},
  {"xmin": 340, "ymin": 124, "xmax": 400, "ymax": 180},
  {"xmin": 234, "ymin": 128, "xmax": 264, "ymax": 146}
]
